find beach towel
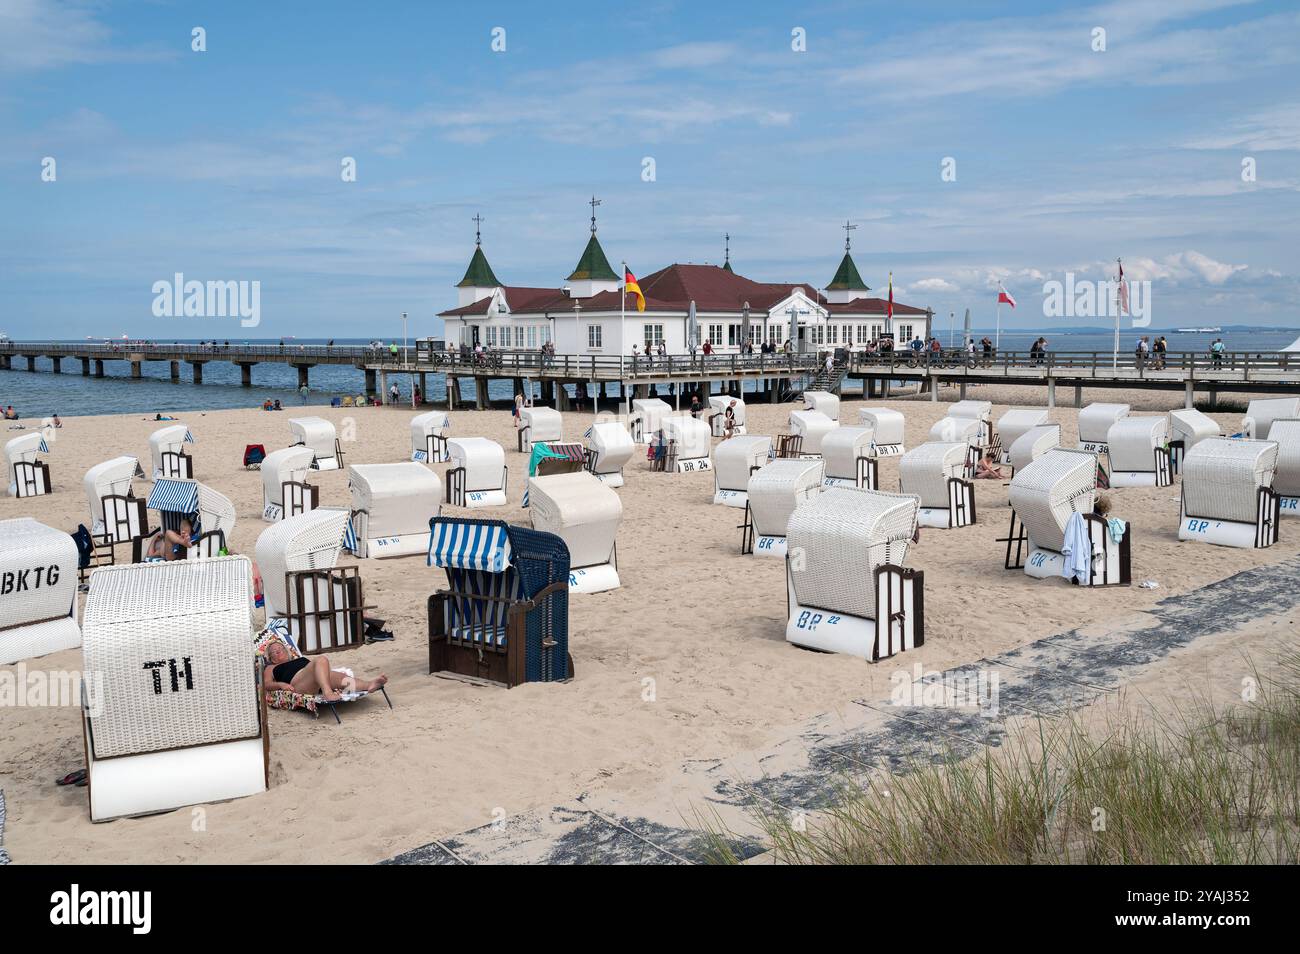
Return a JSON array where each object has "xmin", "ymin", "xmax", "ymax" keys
[
  {"xmin": 1060, "ymin": 512, "xmax": 1092, "ymax": 583},
  {"xmin": 1106, "ymin": 517, "xmax": 1127, "ymax": 544}
]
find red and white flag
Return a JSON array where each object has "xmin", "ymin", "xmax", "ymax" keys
[
  {"xmin": 997, "ymin": 282, "xmax": 1016, "ymax": 308},
  {"xmin": 1116, "ymin": 259, "xmax": 1129, "ymax": 315}
]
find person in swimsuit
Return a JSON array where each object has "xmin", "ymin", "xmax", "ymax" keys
[
  {"xmin": 261, "ymin": 638, "xmax": 387, "ymax": 703},
  {"xmin": 147, "ymin": 518, "xmax": 196, "ymax": 561}
]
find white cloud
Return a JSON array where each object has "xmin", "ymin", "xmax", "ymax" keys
[
  {"xmin": 0, "ymin": 0, "xmax": 171, "ymax": 73},
  {"xmin": 911, "ymin": 278, "xmax": 959, "ymax": 293}
]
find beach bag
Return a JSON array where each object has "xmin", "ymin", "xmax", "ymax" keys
[{"xmin": 243, "ymin": 444, "xmax": 267, "ymax": 468}]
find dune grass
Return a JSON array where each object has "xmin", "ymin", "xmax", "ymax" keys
[{"xmin": 719, "ymin": 652, "xmax": 1300, "ymax": 864}]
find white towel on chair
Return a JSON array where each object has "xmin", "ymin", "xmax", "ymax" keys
[{"xmin": 1060, "ymin": 512, "xmax": 1092, "ymax": 583}]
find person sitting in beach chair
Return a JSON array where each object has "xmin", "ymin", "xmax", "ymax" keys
[
  {"xmin": 145, "ymin": 516, "xmax": 195, "ymax": 561},
  {"xmin": 261, "ymin": 635, "xmax": 387, "ymax": 703}
]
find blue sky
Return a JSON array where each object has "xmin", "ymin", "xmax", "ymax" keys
[{"xmin": 2, "ymin": 0, "xmax": 1298, "ymax": 340}]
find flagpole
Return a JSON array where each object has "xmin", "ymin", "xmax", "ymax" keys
[
  {"xmin": 621, "ymin": 261, "xmax": 628, "ymax": 418},
  {"xmin": 995, "ymin": 296, "xmax": 1001, "ymax": 352},
  {"xmin": 1113, "ymin": 257, "xmax": 1121, "ymax": 370}
]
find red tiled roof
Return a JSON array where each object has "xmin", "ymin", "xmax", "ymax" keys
[{"xmin": 438, "ymin": 265, "xmax": 928, "ymax": 317}]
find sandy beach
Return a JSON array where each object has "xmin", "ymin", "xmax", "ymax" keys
[{"xmin": 2, "ymin": 382, "xmax": 1296, "ymax": 864}]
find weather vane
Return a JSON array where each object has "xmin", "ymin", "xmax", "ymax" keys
[
  {"xmin": 843, "ymin": 220, "xmax": 857, "ymax": 251},
  {"xmin": 589, "ymin": 195, "xmax": 601, "ymax": 234},
  {"xmin": 472, "ymin": 213, "xmax": 484, "ymax": 246}
]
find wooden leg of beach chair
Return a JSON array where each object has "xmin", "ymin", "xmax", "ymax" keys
[
  {"xmin": 327, "ymin": 702, "xmax": 341, "ymax": 724},
  {"xmin": 427, "ymin": 594, "xmax": 449, "ymax": 675}
]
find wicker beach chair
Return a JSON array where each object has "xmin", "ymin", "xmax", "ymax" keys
[
  {"xmin": 426, "ymin": 517, "xmax": 573, "ymax": 688},
  {"xmin": 289, "ymin": 416, "xmax": 343, "ymax": 470},
  {"xmin": 84, "ymin": 456, "xmax": 146, "ymax": 545},
  {"xmin": 1168, "ymin": 408, "xmax": 1220, "ymax": 473},
  {"xmin": 148, "ymin": 424, "xmax": 194, "ymax": 479},
  {"xmin": 947, "ymin": 400, "xmax": 994, "ymax": 445},
  {"xmin": 80, "ymin": 556, "xmax": 267, "ymax": 821},
  {"xmin": 135, "ymin": 478, "xmax": 235, "ymax": 561},
  {"xmin": 741, "ymin": 458, "xmax": 825, "ymax": 556},
  {"xmin": 527, "ymin": 471, "xmax": 622, "ymax": 593},
  {"xmin": 411, "ymin": 410, "xmax": 450, "ymax": 463},
  {"xmin": 1078, "ymin": 403, "xmax": 1129, "ymax": 453},
  {"xmin": 803, "ymin": 390, "xmax": 840, "ymax": 422},
  {"xmin": 348, "ymin": 463, "xmax": 442, "ymax": 559},
  {"xmin": 898, "ymin": 441, "xmax": 976, "ymax": 528},
  {"xmin": 255, "ymin": 508, "xmax": 365, "ymax": 652},
  {"xmin": 445, "ymin": 437, "xmax": 507, "ymax": 507},
  {"xmin": 821, "ymin": 426, "xmax": 877, "ymax": 489},
  {"xmin": 516, "ymin": 406, "xmax": 563, "ymax": 452},
  {"xmin": 583, "ymin": 420, "xmax": 634, "ymax": 487},
  {"xmin": 712, "ymin": 434, "xmax": 772, "ymax": 506},
  {"xmin": 1242, "ymin": 398, "xmax": 1300, "ymax": 441},
  {"xmin": 1006, "ymin": 424, "xmax": 1061, "ymax": 475},
  {"xmin": 260, "ymin": 445, "xmax": 317, "ymax": 521},
  {"xmin": 785, "ymin": 487, "xmax": 923, "ymax": 660},
  {"xmin": 788, "ymin": 409, "xmax": 835, "ymax": 455},
  {"xmin": 661, "ymin": 416, "xmax": 711, "ymax": 472},
  {"xmin": 928, "ymin": 415, "xmax": 983, "ymax": 445},
  {"xmin": 995, "ymin": 407, "xmax": 1052, "ymax": 464},
  {"xmin": 4, "ymin": 432, "xmax": 51, "ymax": 498},
  {"xmin": 708, "ymin": 395, "xmax": 747, "ymax": 436},
  {"xmin": 0, "ymin": 518, "xmax": 81, "ymax": 665},
  {"xmin": 858, "ymin": 407, "xmax": 906, "ymax": 456},
  {"xmin": 1107, "ymin": 416, "xmax": 1172, "ymax": 487},
  {"xmin": 1005, "ymin": 448, "xmax": 1130, "ymax": 584},
  {"xmin": 630, "ymin": 398, "xmax": 671, "ymax": 443},
  {"xmin": 1179, "ymin": 437, "xmax": 1280, "ymax": 548},
  {"xmin": 1268, "ymin": 420, "xmax": 1300, "ymax": 517}
]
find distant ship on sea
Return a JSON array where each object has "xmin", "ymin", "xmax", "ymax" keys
[{"xmin": 1175, "ymin": 326, "xmax": 1222, "ymax": 333}]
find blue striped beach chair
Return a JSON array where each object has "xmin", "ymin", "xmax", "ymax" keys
[{"xmin": 426, "ymin": 517, "xmax": 573, "ymax": 688}]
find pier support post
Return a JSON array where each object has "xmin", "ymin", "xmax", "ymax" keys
[
  {"xmin": 364, "ymin": 368, "xmax": 377, "ymax": 397},
  {"xmin": 0, "ymin": 355, "xmax": 8, "ymax": 370},
  {"xmin": 295, "ymin": 364, "xmax": 311, "ymax": 390},
  {"xmin": 1209, "ymin": 387, "xmax": 1218, "ymax": 409},
  {"xmin": 418, "ymin": 372, "xmax": 427, "ymax": 404},
  {"xmin": 556, "ymin": 385, "xmax": 570, "ymax": 412},
  {"xmin": 238, "ymin": 362, "xmax": 255, "ymax": 386},
  {"xmin": 475, "ymin": 378, "xmax": 488, "ymax": 411},
  {"xmin": 170, "ymin": 361, "xmax": 180, "ymax": 381},
  {"xmin": 94, "ymin": 359, "xmax": 104, "ymax": 377},
  {"xmin": 930, "ymin": 376, "xmax": 939, "ymax": 401},
  {"xmin": 131, "ymin": 360, "xmax": 142, "ymax": 379},
  {"xmin": 379, "ymin": 370, "xmax": 388, "ymax": 402},
  {"xmin": 1047, "ymin": 378, "xmax": 1056, "ymax": 409},
  {"xmin": 189, "ymin": 361, "xmax": 204, "ymax": 384},
  {"xmin": 26, "ymin": 356, "xmax": 37, "ymax": 372},
  {"xmin": 50, "ymin": 356, "xmax": 61, "ymax": 373},
  {"xmin": 1074, "ymin": 385, "xmax": 1082, "ymax": 408},
  {"xmin": 445, "ymin": 375, "xmax": 456, "ymax": 410},
  {"xmin": 959, "ymin": 380, "xmax": 968, "ymax": 400},
  {"xmin": 1185, "ymin": 380, "xmax": 1194, "ymax": 409}
]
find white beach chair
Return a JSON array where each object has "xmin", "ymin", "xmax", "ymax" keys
[
  {"xmin": 858, "ymin": 407, "xmax": 906, "ymax": 456},
  {"xmin": 996, "ymin": 408, "xmax": 1052, "ymax": 464},
  {"xmin": 348, "ymin": 463, "xmax": 442, "ymax": 558},
  {"xmin": 1241, "ymin": 398, "xmax": 1300, "ymax": 440},
  {"xmin": 527, "ymin": 471, "xmax": 622, "ymax": 593},
  {"xmin": 260, "ymin": 446, "xmax": 317, "ymax": 521},
  {"xmin": 80, "ymin": 556, "xmax": 267, "ymax": 822},
  {"xmin": 4, "ymin": 432, "xmax": 51, "ymax": 498},
  {"xmin": 741, "ymin": 458, "xmax": 825, "ymax": 557},
  {"xmin": 1167, "ymin": 408, "xmax": 1220, "ymax": 473},
  {"xmin": 821, "ymin": 426, "xmax": 877, "ymax": 489},
  {"xmin": 661, "ymin": 415, "xmax": 712, "ymax": 472},
  {"xmin": 411, "ymin": 410, "xmax": 450, "ymax": 463},
  {"xmin": 928, "ymin": 416, "xmax": 983, "ymax": 445},
  {"xmin": 148, "ymin": 424, "xmax": 194, "ymax": 479},
  {"xmin": 630, "ymin": 398, "xmax": 672, "ymax": 443},
  {"xmin": 712, "ymin": 435, "xmax": 772, "ymax": 507},
  {"xmin": 1007, "ymin": 425, "xmax": 1061, "ymax": 474},
  {"xmin": 1078, "ymin": 403, "xmax": 1129, "ymax": 454},
  {"xmin": 137, "ymin": 479, "xmax": 235, "ymax": 560},
  {"xmin": 583, "ymin": 420, "xmax": 634, "ymax": 487},
  {"xmin": 255, "ymin": 508, "xmax": 365, "ymax": 651},
  {"xmin": 947, "ymin": 400, "xmax": 994, "ymax": 446},
  {"xmin": 445, "ymin": 437, "xmax": 507, "ymax": 507},
  {"xmin": 1268, "ymin": 419, "xmax": 1300, "ymax": 517},
  {"xmin": 1178, "ymin": 438, "xmax": 1280, "ymax": 548},
  {"xmin": 0, "ymin": 518, "xmax": 81, "ymax": 665},
  {"xmin": 83, "ymin": 456, "xmax": 147, "ymax": 546},
  {"xmin": 1005, "ymin": 448, "xmax": 1130, "ymax": 585},
  {"xmin": 708, "ymin": 395, "xmax": 747, "ymax": 436},
  {"xmin": 785, "ymin": 487, "xmax": 923, "ymax": 660},
  {"xmin": 788, "ymin": 409, "xmax": 835, "ymax": 456},
  {"xmin": 517, "ymin": 406, "xmax": 563, "ymax": 452},
  {"xmin": 289, "ymin": 416, "xmax": 343, "ymax": 471},
  {"xmin": 1107, "ymin": 416, "xmax": 1172, "ymax": 487},
  {"xmin": 898, "ymin": 442, "xmax": 976, "ymax": 528},
  {"xmin": 803, "ymin": 390, "xmax": 840, "ymax": 422}
]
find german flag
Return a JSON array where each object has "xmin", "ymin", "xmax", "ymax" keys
[{"xmin": 625, "ymin": 267, "xmax": 646, "ymax": 312}]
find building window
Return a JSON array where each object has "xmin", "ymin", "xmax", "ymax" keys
[
  {"xmin": 728, "ymin": 324, "xmax": 741, "ymax": 347},
  {"xmin": 643, "ymin": 324, "xmax": 664, "ymax": 348},
  {"xmin": 588, "ymin": 324, "xmax": 603, "ymax": 349},
  {"xmin": 541, "ymin": 325, "xmax": 552, "ymax": 344},
  {"xmin": 750, "ymin": 325, "xmax": 763, "ymax": 344},
  {"xmin": 486, "ymin": 326, "xmax": 497, "ymax": 347},
  {"xmin": 898, "ymin": 324, "xmax": 914, "ymax": 342},
  {"xmin": 528, "ymin": 326, "xmax": 537, "ymax": 348},
  {"xmin": 828, "ymin": 324, "xmax": 839, "ymax": 345},
  {"xmin": 708, "ymin": 323, "xmax": 723, "ymax": 346}
]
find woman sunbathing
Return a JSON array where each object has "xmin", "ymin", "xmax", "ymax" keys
[
  {"xmin": 146, "ymin": 518, "xmax": 196, "ymax": 561},
  {"xmin": 262, "ymin": 638, "xmax": 387, "ymax": 703},
  {"xmin": 974, "ymin": 453, "xmax": 1004, "ymax": 479}
]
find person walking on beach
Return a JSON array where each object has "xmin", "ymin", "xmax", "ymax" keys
[
  {"xmin": 299, "ymin": 384, "xmax": 309, "ymax": 404},
  {"xmin": 389, "ymin": 382, "xmax": 400, "ymax": 405}
]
